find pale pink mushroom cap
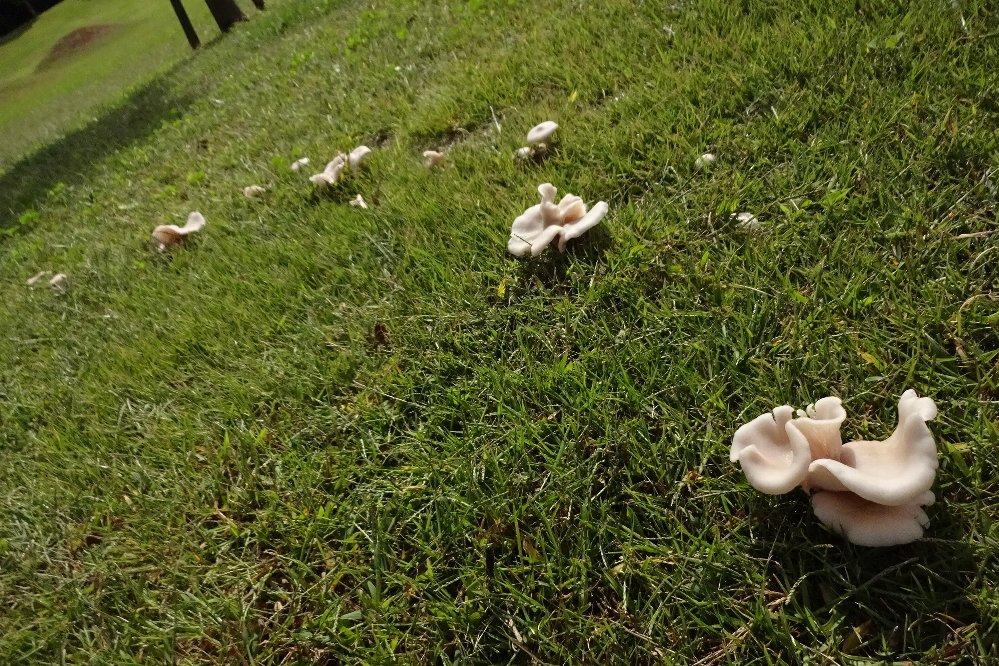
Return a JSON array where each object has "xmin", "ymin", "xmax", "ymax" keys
[
  {"xmin": 152, "ymin": 211, "xmax": 206, "ymax": 247},
  {"xmin": 730, "ymin": 405, "xmax": 813, "ymax": 495},
  {"xmin": 348, "ymin": 145, "xmax": 372, "ymax": 169},
  {"xmin": 507, "ymin": 183, "xmax": 607, "ymax": 257},
  {"xmin": 422, "ymin": 150, "xmax": 445, "ymax": 168},
  {"xmin": 812, "ymin": 490, "xmax": 934, "ymax": 547},
  {"xmin": 526, "ymin": 121, "xmax": 558, "ymax": 145}
]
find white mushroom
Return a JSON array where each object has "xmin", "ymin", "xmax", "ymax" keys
[
  {"xmin": 347, "ymin": 145, "xmax": 371, "ymax": 169},
  {"xmin": 243, "ymin": 185, "xmax": 266, "ymax": 198},
  {"xmin": 310, "ymin": 155, "xmax": 346, "ymax": 188},
  {"xmin": 811, "ymin": 490, "xmax": 934, "ymax": 547},
  {"xmin": 526, "ymin": 121, "xmax": 558, "ymax": 145},
  {"xmin": 152, "ymin": 211, "xmax": 206, "ymax": 250},
  {"xmin": 508, "ymin": 183, "xmax": 608, "ymax": 257},
  {"xmin": 48, "ymin": 273, "xmax": 68, "ymax": 293},
  {"xmin": 806, "ymin": 390, "xmax": 938, "ymax": 506},
  {"xmin": 730, "ymin": 390, "xmax": 940, "ymax": 547},
  {"xmin": 26, "ymin": 271, "xmax": 49, "ymax": 287},
  {"xmin": 291, "ymin": 157, "xmax": 310, "ymax": 172},
  {"xmin": 349, "ymin": 194, "xmax": 368, "ymax": 209},
  {"xmin": 514, "ymin": 146, "xmax": 533, "ymax": 160},
  {"xmin": 422, "ymin": 150, "xmax": 445, "ymax": 169},
  {"xmin": 695, "ymin": 153, "xmax": 717, "ymax": 169},
  {"xmin": 734, "ymin": 212, "xmax": 759, "ymax": 229}
]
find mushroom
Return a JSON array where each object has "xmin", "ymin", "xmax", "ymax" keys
[
  {"xmin": 422, "ymin": 150, "xmax": 445, "ymax": 169},
  {"xmin": 733, "ymin": 212, "xmax": 759, "ymax": 229},
  {"xmin": 243, "ymin": 185, "xmax": 266, "ymax": 198},
  {"xmin": 348, "ymin": 145, "xmax": 371, "ymax": 169},
  {"xmin": 508, "ymin": 183, "xmax": 609, "ymax": 257},
  {"xmin": 291, "ymin": 157, "xmax": 311, "ymax": 172},
  {"xmin": 516, "ymin": 121, "xmax": 558, "ymax": 160},
  {"xmin": 48, "ymin": 273, "xmax": 68, "ymax": 293},
  {"xmin": 695, "ymin": 153, "xmax": 717, "ymax": 169},
  {"xmin": 152, "ymin": 211, "xmax": 206, "ymax": 251},
  {"xmin": 310, "ymin": 155, "xmax": 347, "ymax": 188},
  {"xmin": 26, "ymin": 271, "xmax": 49, "ymax": 287},
  {"xmin": 349, "ymin": 194, "xmax": 368, "ymax": 209},
  {"xmin": 730, "ymin": 390, "xmax": 939, "ymax": 546}
]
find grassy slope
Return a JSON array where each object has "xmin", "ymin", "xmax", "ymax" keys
[
  {"xmin": 1, "ymin": 0, "xmax": 997, "ymax": 661},
  {"xmin": 0, "ymin": 0, "xmax": 219, "ymax": 166}
]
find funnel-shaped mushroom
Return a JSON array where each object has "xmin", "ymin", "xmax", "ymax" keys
[
  {"xmin": 806, "ymin": 390, "xmax": 938, "ymax": 506},
  {"xmin": 730, "ymin": 405, "xmax": 813, "ymax": 495},
  {"xmin": 348, "ymin": 145, "xmax": 371, "ymax": 169},
  {"xmin": 291, "ymin": 157, "xmax": 310, "ymax": 172},
  {"xmin": 508, "ymin": 183, "xmax": 608, "ymax": 257},
  {"xmin": 811, "ymin": 490, "xmax": 934, "ymax": 547},
  {"xmin": 349, "ymin": 194, "xmax": 368, "ymax": 209},
  {"xmin": 310, "ymin": 155, "xmax": 346, "ymax": 188},
  {"xmin": 423, "ymin": 150, "xmax": 445, "ymax": 168},
  {"xmin": 152, "ymin": 211, "xmax": 206, "ymax": 250}
]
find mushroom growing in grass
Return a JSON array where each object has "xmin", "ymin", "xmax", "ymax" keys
[
  {"xmin": 733, "ymin": 212, "xmax": 759, "ymax": 229},
  {"xmin": 695, "ymin": 153, "xmax": 717, "ymax": 169},
  {"xmin": 508, "ymin": 183, "xmax": 609, "ymax": 257},
  {"xmin": 291, "ymin": 157, "xmax": 310, "ymax": 172},
  {"xmin": 423, "ymin": 150, "xmax": 445, "ymax": 169},
  {"xmin": 730, "ymin": 390, "xmax": 939, "ymax": 547},
  {"xmin": 48, "ymin": 273, "xmax": 68, "ymax": 293},
  {"xmin": 26, "ymin": 271, "xmax": 49, "ymax": 287},
  {"xmin": 515, "ymin": 121, "xmax": 558, "ymax": 161},
  {"xmin": 349, "ymin": 194, "xmax": 368, "ymax": 209},
  {"xmin": 152, "ymin": 211, "xmax": 206, "ymax": 251},
  {"xmin": 310, "ymin": 145, "xmax": 372, "ymax": 189},
  {"xmin": 243, "ymin": 185, "xmax": 266, "ymax": 198}
]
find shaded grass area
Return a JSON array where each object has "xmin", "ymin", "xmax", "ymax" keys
[
  {"xmin": 1, "ymin": 0, "xmax": 997, "ymax": 661},
  {"xmin": 0, "ymin": 0, "xmax": 222, "ymax": 166}
]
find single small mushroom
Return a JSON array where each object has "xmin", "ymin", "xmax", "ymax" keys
[
  {"xmin": 243, "ymin": 185, "xmax": 266, "ymax": 198},
  {"xmin": 695, "ymin": 153, "xmax": 717, "ymax": 169},
  {"xmin": 152, "ymin": 211, "xmax": 206, "ymax": 251},
  {"xmin": 291, "ymin": 157, "xmax": 311, "ymax": 172},
  {"xmin": 26, "ymin": 271, "xmax": 50, "ymax": 287},
  {"xmin": 508, "ymin": 183, "xmax": 608, "ymax": 257},
  {"xmin": 48, "ymin": 273, "xmax": 68, "ymax": 293},
  {"xmin": 733, "ymin": 212, "xmax": 759, "ymax": 229},
  {"xmin": 348, "ymin": 145, "xmax": 372, "ymax": 169},
  {"xmin": 349, "ymin": 194, "xmax": 368, "ymax": 209},
  {"xmin": 422, "ymin": 150, "xmax": 445, "ymax": 169},
  {"xmin": 516, "ymin": 121, "xmax": 558, "ymax": 161}
]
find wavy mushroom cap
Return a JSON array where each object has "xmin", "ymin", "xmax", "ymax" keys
[
  {"xmin": 811, "ymin": 490, "xmax": 934, "ymax": 547},
  {"xmin": 152, "ymin": 211, "xmax": 205, "ymax": 247},
  {"xmin": 243, "ymin": 185, "xmax": 266, "ymax": 198},
  {"xmin": 310, "ymin": 156, "xmax": 346, "ymax": 187},
  {"xmin": 730, "ymin": 405, "xmax": 813, "ymax": 494},
  {"xmin": 695, "ymin": 153, "xmax": 717, "ymax": 169},
  {"xmin": 508, "ymin": 183, "xmax": 607, "ymax": 257},
  {"xmin": 422, "ymin": 150, "xmax": 445, "ymax": 168},
  {"xmin": 350, "ymin": 194, "xmax": 368, "ymax": 209},
  {"xmin": 526, "ymin": 121, "xmax": 558, "ymax": 145},
  {"xmin": 794, "ymin": 396, "xmax": 847, "ymax": 463},
  {"xmin": 348, "ymin": 145, "xmax": 372, "ymax": 168},
  {"xmin": 807, "ymin": 390, "xmax": 938, "ymax": 506},
  {"xmin": 291, "ymin": 157, "xmax": 310, "ymax": 172}
]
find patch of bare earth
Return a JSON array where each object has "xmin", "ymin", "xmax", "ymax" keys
[{"xmin": 36, "ymin": 23, "xmax": 119, "ymax": 70}]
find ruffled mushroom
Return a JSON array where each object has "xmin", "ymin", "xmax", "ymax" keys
[
  {"xmin": 310, "ymin": 155, "xmax": 346, "ymax": 188},
  {"xmin": 508, "ymin": 183, "xmax": 608, "ymax": 257},
  {"xmin": 730, "ymin": 390, "xmax": 939, "ymax": 547},
  {"xmin": 423, "ymin": 150, "xmax": 445, "ymax": 168},
  {"xmin": 349, "ymin": 194, "xmax": 368, "ymax": 209},
  {"xmin": 516, "ymin": 121, "xmax": 558, "ymax": 160},
  {"xmin": 291, "ymin": 157, "xmax": 310, "ymax": 172},
  {"xmin": 243, "ymin": 185, "xmax": 266, "ymax": 198},
  {"xmin": 152, "ymin": 211, "xmax": 206, "ymax": 251}
]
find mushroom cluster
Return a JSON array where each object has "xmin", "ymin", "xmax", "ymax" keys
[
  {"xmin": 508, "ymin": 183, "xmax": 608, "ymax": 257},
  {"xmin": 730, "ymin": 390, "xmax": 939, "ymax": 547},
  {"xmin": 515, "ymin": 121, "xmax": 558, "ymax": 161},
  {"xmin": 309, "ymin": 145, "xmax": 371, "ymax": 188}
]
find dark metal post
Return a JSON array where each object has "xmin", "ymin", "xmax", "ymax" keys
[{"xmin": 204, "ymin": 0, "xmax": 247, "ymax": 32}]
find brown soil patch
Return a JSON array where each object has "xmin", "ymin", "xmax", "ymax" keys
[{"xmin": 36, "ymin": 23, "xmax": 119, "ymax": 70}]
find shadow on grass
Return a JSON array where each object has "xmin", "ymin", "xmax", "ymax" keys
[{"xmin": 0, "ymin": 51, "xmax": 207, "ymax": 233}]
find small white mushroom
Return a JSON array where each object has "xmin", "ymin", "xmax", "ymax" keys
[
  {"xmin": 291, "ymin": 157, "xmax": 311, "ymax": 172},
  {"xmin": 695, "ymin": 153, "xmax": 717, "ymax": 169},
  {"xmin": 48, "ymin": 273, "xmax": 68, "ymax": 293},
  {"xmin": 734, "ymin": 212, "xmax": 759, "ymax": 229},
  {"xmin": 347, "ymin": 145, "xmax": 372, "ymax": 169},
  {"xmin": 152, "ymin": 211, "xmax": 206, "ymax": 250},
  {"xmin": 422, "ymin": 150, "xmax": 445, "ymax": 169},
  {"xmin": 243, "ymin": 185, "xmax": 266, "ymax": 198},
  {"xmin": 26, "ymin": 271, "xmax": 49, "ymax": 287},
  {"xmin": 508, "ymin": 183, "xmax": 608, "ymax": 257},
  {"xmin": 514, "ymin": 146, "xmax": 533, "ymax": 160},
  {"xmin": 349, "ymin": 194, "xmax": 368, "ymax": 209},
  {"xmin": 310, "ymin": 155, "xmax": 346, "ymax": 188},
  {"xmin": 526, "ymin": 121, "xmax": 558, "ymax": 145}
]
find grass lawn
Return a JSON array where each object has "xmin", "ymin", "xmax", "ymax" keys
[
  {"xmin": 0, "ymin": 0, "xmax": 222, "ymax": 167},
  {"xmin": 1, "ymin": 0, "xmax": 997, "ymax": 661}
]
